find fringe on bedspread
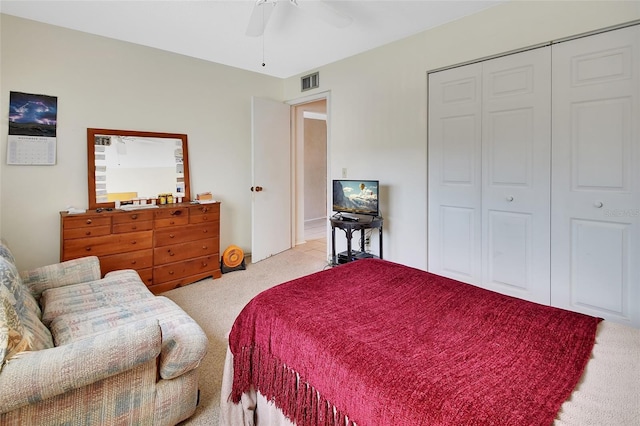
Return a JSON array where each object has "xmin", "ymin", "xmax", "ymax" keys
[{"xmin": 232, "ymin": 345, "xmax": 356, "ymax": 426}]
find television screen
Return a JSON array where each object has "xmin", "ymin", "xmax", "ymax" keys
[{"xmin": 332, "ymin": 179, "xmax": 379, "ymax": 216}]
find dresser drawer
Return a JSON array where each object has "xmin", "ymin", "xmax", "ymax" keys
[
  {"xmin": 137, "ymin": 268, "xmax": 154, "ymax": 288},
  {"xmin": 154, "ymin": 237, "xmax": 219, "ymax": 265},
  {"xmin": 113, "ymin": 220, "xmax": 153, "ymax": 234},
  {"xmin": 154, "ymin": 207, "xmax": 189, "ymax": 228},
  {"xmin": 153, "ymin": 255, "xmax": 217, "ymax": 284},
  {"xmin": 64, "ymin": 225, "xmax": 112, "ymax": 240},
  {"xmin": 62, "ymin": 231, "xmax": 153, "ymax": 260},
  {"xmin": 112, "ymin": 211, "xmax": 155, "ymax": 224},
  {"xmin": 154, "ymin": 223, "xmax": 216, "ymax": 247},
  {"xmin": 63, "ymin": 215, "xmax": 111, "ymax": 229},
  {"xmin": 189, "ymin": 204, "xmax": 220, "ymax": 224},
  {"xmin": 100, "ymin": 249, "xmax": 153, "ymax": 275}
]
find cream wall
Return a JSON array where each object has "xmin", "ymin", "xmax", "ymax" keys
[
  {"xmin": 284, "ymin": 1, "xmax": 640, "ymax": 269},
  {"xmin": 0, "ymin": 14, "xmax": 283, "ymax": 270}
]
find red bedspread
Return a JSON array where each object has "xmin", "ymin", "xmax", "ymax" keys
[{"xmin": 229, "ymin": 259, "xmax": 600, "ymax": 426}]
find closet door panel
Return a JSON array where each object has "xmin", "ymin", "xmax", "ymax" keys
[
  {"xmin": 487, "ymin": 210, "xmax": 532, "ymax": 289},
  {"xmin": 481, "ymin": 48, "xmax": 551, "ymax": 304},
  {"xmin": 428, "ymin": 64, "xmax": 482, "ymax": 284},
  {"xmin": 571, "ymin": 220, "xmax": 628, "ymax": 313},
  {"xmin": 551, "ymin": 25, "xmax": 639, "ymax": 327}
]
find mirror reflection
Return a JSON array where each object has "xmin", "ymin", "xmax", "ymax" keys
[{"xmin": 87, "ymin": 129, "xmax": 191, "ymax": 209}]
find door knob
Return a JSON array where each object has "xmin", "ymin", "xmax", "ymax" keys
[{"xmin": 251, "ymin": 186, "xmax": 263, "ymax": 192}]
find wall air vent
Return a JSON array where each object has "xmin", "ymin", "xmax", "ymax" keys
[{"xmin": 301, "ymin": 72, "xmax": 319, "ymax": 92}]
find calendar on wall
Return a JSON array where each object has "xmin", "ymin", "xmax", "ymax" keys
[{"xmin": 6, "ymin": 91, "xmax": 57, "ymax": 165}]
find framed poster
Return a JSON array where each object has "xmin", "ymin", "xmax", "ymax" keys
[{"xmin": 7, "ymin": 91, "xmax": 57, "ymax": 165}]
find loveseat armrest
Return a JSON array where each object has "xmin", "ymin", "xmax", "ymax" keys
[
  {"xmin": 20, "ymin": 256, "xmax": 101, "ymax": 300},
  {"xmin": 0, "ymin": 318, "xmax": 161, "ymax": 414},
  {"xmin": 158, "ymin": 309, "xmax": 209, "ymax": 380}
]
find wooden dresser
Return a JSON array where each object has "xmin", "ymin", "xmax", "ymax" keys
[{"xmin": 60, "ymin": 202, "xmax": 221, "ymax": 294}]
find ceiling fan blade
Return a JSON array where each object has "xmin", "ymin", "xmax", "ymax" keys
[
  {"xmin": 293, "ymin": 0, "xmax": 353, "ymax": 29},
  {"xmin": 246, "ymin": 0, "xmax": 277, "ymax": 37}
]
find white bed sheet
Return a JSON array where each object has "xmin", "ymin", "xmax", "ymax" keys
[{"xmin": 219, "ymin": 321, "xmax": 640, "ymax": 426}]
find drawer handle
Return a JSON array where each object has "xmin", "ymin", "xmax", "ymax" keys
[
  {"xmin": 170, "ymin": 210, "xmax": 182, "ymax": 216},
  {"xmin": 131, "ymin": 226, "xmax": 137, "ymax": 230},
  {"xmin": 202, "ymin": 262, "xmax": 208, "ymax": 267},
  {"xmin": 169, "ymin": 234, "xmax": 175, "ymax": 239},
  {"xmin": 85, "ymin": 247, "xmax": 92, "ymax": 252},
  {"xmin": 85, "ymin": 231, "xmax": 92, "ymax": 236},
  {"xmin": 169, "ymin": 271, "xmax": 175, "ymax": 275},
  {"xmin": 202, "ymin": 245, "xmax": 208, "ymax": 250},
  {"xmin": 131, "ymin": 260, "xmax": 137, "ymax": 265},
  {"xmin": 203, "ymin": 216, "xmax": 208, "ymax": 220},
  {"xmin": 201, "ymin": 207, "xmax": 209, "ymax": 213},
  {"xmin": 131, "ymin": 241, "xmax": 137, "ymax": 245},
  {"xmin": 168, "ymin": 251, "xmax": 175, "ymax": 257},
  {"xmin": 170, "ymin": 220, "xmax": 175, "ymax": 225},
  {"xmin": 203, "ymin": 229, "xmax": 208, "ymax": 233},
  {"xmin": 131, "ymin": 214, "xmax": 138, "ymax": 219},
  {"xmin": 86, "ymin": 219, "xmax": 92, "ymax": 225}
]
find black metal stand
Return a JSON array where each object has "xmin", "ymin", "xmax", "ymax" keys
[{"xmin": 330, "ymin": 216, "xmax": 383, "ymax": 266}]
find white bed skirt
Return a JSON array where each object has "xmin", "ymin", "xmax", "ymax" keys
[{"xmin": 219, "ymin": 321, "xmax": 640, "ymax": 426}]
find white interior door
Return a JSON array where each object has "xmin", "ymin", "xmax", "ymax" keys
[
  {"xmin": 251, "ymin": 96, "xmax": 292, "ymax": 263},
  {"xmin": 481, "ymin": 47, "xmax": 551, "ymax": 304},
  {"xmin": 551, "ymin": 26, "xmax": 640, "ymax": 327},
  {"xmin": 428, "ymin": 63, "xmax": 483, "ymax": 284}
]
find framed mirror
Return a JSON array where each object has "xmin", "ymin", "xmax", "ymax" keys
[{"xmin": 87, "ymin": 128, "xmax": 191, "ymax": 209}]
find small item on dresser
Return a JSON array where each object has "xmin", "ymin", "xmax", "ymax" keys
[
  {"xmin": 159, "ymin": 194, "xmax": 167, "ymax": 205},
  {"xmin": 197, "ymin": 192, "xmax": 216, "ymax": 204},
  {"xmin": 66, "ymin": 206, "xmax": 86, "ymax": 214}
]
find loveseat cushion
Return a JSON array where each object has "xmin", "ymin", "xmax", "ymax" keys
[
  {"xmin": 0, "ymin": 239, "xmax": 16, "ymax": 265},
  {"xmin": 0, "ymin": 257, "xmax": 53, "ymax": 352},
  {"xmin": 50, "ymin": 296, "xmax": 208, "ymax": 380},
  {"xmin": 0, "ymin": 296, "xmax": 30, "ymax": 370},
  {"xmin": 20, "ymin": 256, "xmax": 101, "ymax": 300},
  {"xmin": 40, "ymin": 270, "xmax": 153, "ymax": 326}
]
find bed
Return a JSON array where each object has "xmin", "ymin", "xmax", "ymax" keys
[{"xmin": 220, "ymin": 259, "xmax": 640, "ymax": 425}]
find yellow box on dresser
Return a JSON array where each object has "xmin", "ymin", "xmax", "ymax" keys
[{"xmin": 60, "ymin": 202, "xmax": 221, "ymax": 294}]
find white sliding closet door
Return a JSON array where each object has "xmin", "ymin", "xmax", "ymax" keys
[
  {"xmin": 428, "ymin": 64, "xmax": 483, "ymax": 285},
  {"xmin": 551, "ymin": 26, "xmax": 640, "ymax": 327},
  {"xmin": 481, "ymin": 48, "xmax": 551, "ymax": 304},
  {"xmin": 428, "ymin": 49, "xmax": 551, "ymax": 304}
]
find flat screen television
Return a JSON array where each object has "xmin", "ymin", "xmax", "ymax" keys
[{"xmin": 332, "ymin": 179, "xmax": 379, "ymax": 217}]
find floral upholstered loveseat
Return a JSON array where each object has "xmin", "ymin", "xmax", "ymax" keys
[{"xmin": 0, "ymin": 239, "xmax": 208, "ymax": 425}]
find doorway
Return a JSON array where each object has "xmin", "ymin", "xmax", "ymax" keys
[{"xmin": 291, "ymin": 97, "xmax": 328, "ymax": 260}]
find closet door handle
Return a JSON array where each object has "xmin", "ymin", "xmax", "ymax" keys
[
  {"xmin": 594, "ymin": 201, "xmax": 604, "ymax": 208},
  {"xmin": 506, "ymin": 196, "xmax": 514, "ymax": 202}
]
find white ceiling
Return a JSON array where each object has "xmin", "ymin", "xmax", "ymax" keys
[{"xmin": 0, "ymin": 0, "xmax": 505, "ymax": 78}]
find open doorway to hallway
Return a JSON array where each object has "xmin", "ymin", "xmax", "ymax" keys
[{"xmin": 292, "ymin": 98, "xmax": 327, "ymax": 261}]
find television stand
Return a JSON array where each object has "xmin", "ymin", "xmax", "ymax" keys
[{"xmin": 330, "ymin": 216, "xmax": 383, "ymax": 266}]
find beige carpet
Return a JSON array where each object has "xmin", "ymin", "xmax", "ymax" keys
[{"xmin": 163, "ymin": 246, "xmax": 329, "ymax": 425}]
